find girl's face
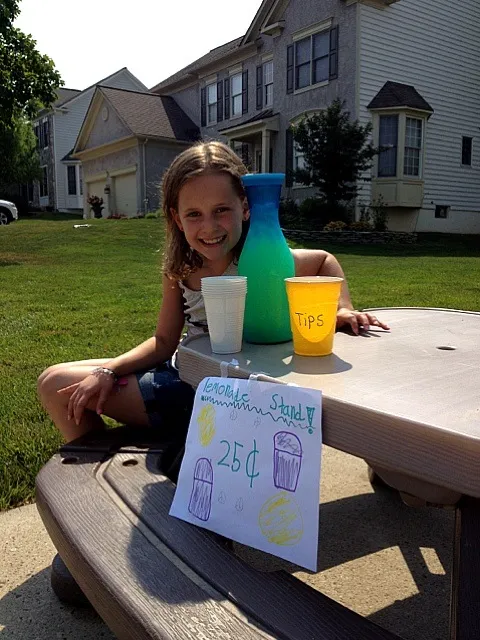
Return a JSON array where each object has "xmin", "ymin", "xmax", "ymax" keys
[{"xmin": 174, "ymin": 172, "xmax": 249, "ymax": 265}]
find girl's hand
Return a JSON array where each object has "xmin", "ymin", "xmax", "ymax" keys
[
  {"xmin": 336, "ymin": 308, "xmax": 390, "ymax": 335},
  {"xmin": 57, "ymin": 371, "xmax": 116, "ymax": 425}
]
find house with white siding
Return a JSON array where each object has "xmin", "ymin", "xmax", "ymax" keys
[
  {"xmin": 355, "ymin": 0, "xmax": 480, "ymax": 233},
  {"xmin": 32, "ymin": 68, "xmax": 147, "ymax": 212},
  {"xmin": 76, "ymin": 0, "xmax": 480, "ymax": 232}
]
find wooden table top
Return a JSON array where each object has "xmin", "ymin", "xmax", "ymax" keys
[{"xmin": 177, "ymin": 308, "xmax": 480, "ymax": 498}]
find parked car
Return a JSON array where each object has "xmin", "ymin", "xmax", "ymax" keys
[{"xmin": 0, "ymin": 199, "xmax": 19, "ymax": 225}]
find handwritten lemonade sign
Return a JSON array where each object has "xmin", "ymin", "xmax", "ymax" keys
[{"xmin": 170, "ymin": 376, "xmax": 322, "ymax": 571}]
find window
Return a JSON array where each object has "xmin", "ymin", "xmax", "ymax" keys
[
  {"xmin": 34, "ymin": 124, "xmax": 40, "ymax": 148},
  {"xmin": 295, "ymin": 38, "xmax": 311, "ymax": 90},
  {"xmin": 264, "ymin": 61, "xmax": 273, "ymax": 107},
  {"xmin": 40, "ymin": 166, "xmax": 48, "ymax": 198},
  {"xmin": 312, "ymin": 32, "xmax": 329, "ymax": 84},
  {"xmin": 207, "ymin": 83, "xmax": 217, "ymax": 124},
  {"xmin": 42, "ymin": 120, "xmax": 49, "ymax": 148},
  {"xmin": 293, "ymin": 142, "xmax": 306, "ymax": 173},
  {"xmin": 462, "ymin": 136, "xmax": 473, "ymax": 166},
  {"xmin": 404, "ymin": 118, "xmax": 422, "ymax": 176},
  {"xmin": 435, "ymin": 205, "xmax": 450, "ymax": 219},
  {"xmin": 378, "ymin": 115, "xmax": 398, "ymax": 177},
  {"xmin": 288, "ymin": 27, "xmax": 338, "ymax": 93},
  {"xmin": 79, "ymin": 167, "xmax": 83, "ymax": 195},
  {"xmin": 231, "ymin": 73, "xmax": 243, "ymax": 117},
  {"xmin": 67, "ymin": 166, "xmax": 77, "ymax": 195}
]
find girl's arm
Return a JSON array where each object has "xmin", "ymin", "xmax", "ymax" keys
[
  {"xmin": 292, "ymin": 249, "xmax": 389, "ymax": 334},
  {"xmin": 104, "ymin": 275, "xmax": 186, "ymax": 376},
  {"xmin": 59, "ymin": 276, "xmax": 186, "ymax": 424}
]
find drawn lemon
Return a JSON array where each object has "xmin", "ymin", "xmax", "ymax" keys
[
  {"xmin": 197, "ymin": 403, "xmax": 216, "ymax": 446},
  {"xmin": 258, "ymin": 492, "xmax": 303, "ymax": 546}
]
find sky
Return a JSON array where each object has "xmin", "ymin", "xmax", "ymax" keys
[{"xmin": 14, "ymin": 0, "xmax": 263, "ymax": 91}]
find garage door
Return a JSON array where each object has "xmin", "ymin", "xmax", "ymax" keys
[
  {"xmin": 114, "ymin": 172, "xmax": 137, "ymax": 217},
  {"xmin": 87, "ymin": 179, "xmax": 107, "ymax": 217}
]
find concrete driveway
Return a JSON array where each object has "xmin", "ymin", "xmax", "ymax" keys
[{"xmin": 0, "ymin": 447, "xmax": 453, "ymax": 639}]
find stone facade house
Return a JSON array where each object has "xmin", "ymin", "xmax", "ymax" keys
[{"xmin": 78, "ymin": 0, "xmax": 480, "ymax": 232}]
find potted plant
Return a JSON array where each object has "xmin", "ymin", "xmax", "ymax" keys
[{"xmin": 87, "ymin": 195, "xmax": 104, "ymax": 219}]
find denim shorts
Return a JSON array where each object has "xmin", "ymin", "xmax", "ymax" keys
[{"xmin": 135, "ymin": 360, "xmax": 195, "ymax": 442}]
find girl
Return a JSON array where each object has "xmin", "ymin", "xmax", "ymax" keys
[{"xmin": 37, "ymin": 141, "xmax": 388, "ymax": 444}]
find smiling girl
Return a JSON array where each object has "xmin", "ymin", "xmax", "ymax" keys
[{"xmin": 37, "ymin": 141, "xmax": 388, "ymax": 444}]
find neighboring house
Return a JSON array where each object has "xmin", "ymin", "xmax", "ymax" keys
[
  {"xmin": 73, "ymin": 87, "xmax": 199, "ymax": 217},
  {"xmin": 79, "ymin": 0, "xmax": 479, "ymax": 232},
  {"xmin": 31, "ymin": 68, "xmax": 148, "ymax": 212}
]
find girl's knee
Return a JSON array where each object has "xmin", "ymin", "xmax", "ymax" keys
[{"xmin": 37, "ymin": 365, "xmax": 68, "ymax": 398}]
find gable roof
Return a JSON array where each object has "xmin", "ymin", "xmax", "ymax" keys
[
  {"xmin": 91, "ymin": 86, "xmax": 199, "ymax": 142},
  {"xmin": 54, "ymin": 88, "xmax": 81, "ymax": 107},
  {"xmin": 241, "ymin": 0, "xmax": 286, "ymax": 44},
  {"xmin": 150, "ymin": 37, "xmax": 244, "ymax": 93},
  {"xmin": 61, "ymin": 148, "xmax": 77, "ymax": 162},
  {"xmin": 367, "ymin": 81, "xmax": 434, "ymax": 113},
  {"xmin": 38, "ymin": 68, "xmax": 148, "ymax": 119}
]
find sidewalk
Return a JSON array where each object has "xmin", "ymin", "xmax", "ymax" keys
[
  {"xmin": 0, "ymin": 448, "xmax": 453, "ymax": 640},
  {"xmin": 0, "ymin": 502, "xmax": 114, "ymax": 639}
]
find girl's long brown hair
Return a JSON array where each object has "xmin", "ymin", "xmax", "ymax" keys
[{"xmin": 162, "ymin": 141, "xmax": 249, "ymax": 280}]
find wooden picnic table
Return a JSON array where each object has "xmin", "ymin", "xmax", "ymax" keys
[{"xmin": 36, "ymin": 307, "xmax": 480, "ymax": 639}]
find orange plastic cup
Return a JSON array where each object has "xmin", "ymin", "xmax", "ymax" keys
[{"xmin": 285, "ymin": 276, "xmax": 343, "ymax": 356}]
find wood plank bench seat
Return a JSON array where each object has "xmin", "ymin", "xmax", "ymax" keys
[{"xmin": 36, "ymin": 426, "xmax": 401, "ymax": 640}]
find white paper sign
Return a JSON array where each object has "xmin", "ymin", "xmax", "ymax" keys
[{"xmin": 170, "ymin": 376, "xmax": 322, "ymax": 571}]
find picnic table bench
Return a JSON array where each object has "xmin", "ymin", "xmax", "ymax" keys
[
  {"xmin": 36, "ymin": 308, "xmax": 480, "ymax": 640},
  {"xmin": 36, "ymin": 425, "xmax": 400, "ymax": 640}
]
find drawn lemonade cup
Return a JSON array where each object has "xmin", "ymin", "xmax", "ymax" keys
[
  {"xmin": 285, "ymin": 276, "xmax": 343, "ymax": 357},
  {"xmin": 273, "ymin": 431, "xmax": 303, "ymax": 492},
  {"xmin": 188, "ymin": 458, "xmax": 214, "ymax": 521}
]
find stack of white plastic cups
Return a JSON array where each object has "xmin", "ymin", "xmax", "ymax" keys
[{"xmin": 201, "ymin": 276, "xmax": 247, "ymax": 354}]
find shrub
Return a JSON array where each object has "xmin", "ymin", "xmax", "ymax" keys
[
  {"xmin": 359, "ymin": 203, "xmax": 371, "ymax": 224},
  {"xmin": 370, "ymin": 196, "xmax": 389, "ymax": 231},
  {"xmin": 323, "ymin": 220, "xmax": 348, "ymax": 231},
  {"xmin": 87, "ymin": 195, "xmax": 104, "ymax": 218},
  {"xmin": 299, "ymin": 197, "xmax": 322, "ymax": 221},
  {"xmin": 298, "ymin": 197, "xmax": 351, "ymax": 228},
  {"xmin": 279, "ymin": 197, "xmax": 300, "ymax": 228},
  {"xmin": 145, "ymin": 212, "xmax": 159, "ymax": 219},
  {"xmin": 349, "ymin": 220, "xmax": 373, "ymax": 231}
]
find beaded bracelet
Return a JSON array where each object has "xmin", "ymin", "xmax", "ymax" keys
[{"xmin": 92, "ymin": 367, "xmax": 119, "ymax": 383}]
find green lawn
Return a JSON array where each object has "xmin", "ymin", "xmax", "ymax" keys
[{"xmin": 1, "ymin": 216, "xmax": 479, "ymax": 511}]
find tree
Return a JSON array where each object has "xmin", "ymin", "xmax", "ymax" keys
[
  {"xmin": 0, "ymin": 116, "xmax": 40, "ymax": 188},
  {"xmin": 0, "ymin": 0, "xmax": 62, "ymax": 126},
  {"xmin": 291, "ymin": 99, "xmax": 379, "ymax": 220}
]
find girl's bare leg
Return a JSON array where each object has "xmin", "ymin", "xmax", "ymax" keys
[{"xmin": 37, "ymin": 359, "xmax": 150, "ymax": 443}]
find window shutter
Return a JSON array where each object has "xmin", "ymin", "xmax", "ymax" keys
[
  {"xmin": 242, "ymin": 70, "xmax": 248, "ymax": 114},
  {"xmin": 329, "ymin": 26, "xmax": 339, "ymax": 80},
  {"xmin": 200, "ymin": 87, "xmax": 206, "ymax": 127},
  {"xmin": 217, "ymin": 81, "xmax": 224, "ymax": 122},
  {"xmin": 224, "ymin": 78, "xmax": 230, "ymax": 120},
  {"xmin": 286, "ymin": 45, "xmax": 294, "ymax": 94},
  {"xmin": 256, "ymin": 65, "xmax": 263, "ymax": 110},
  {"xmin": 285, "ymin": 128, "xmax": 294, "ymax": 187}
]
